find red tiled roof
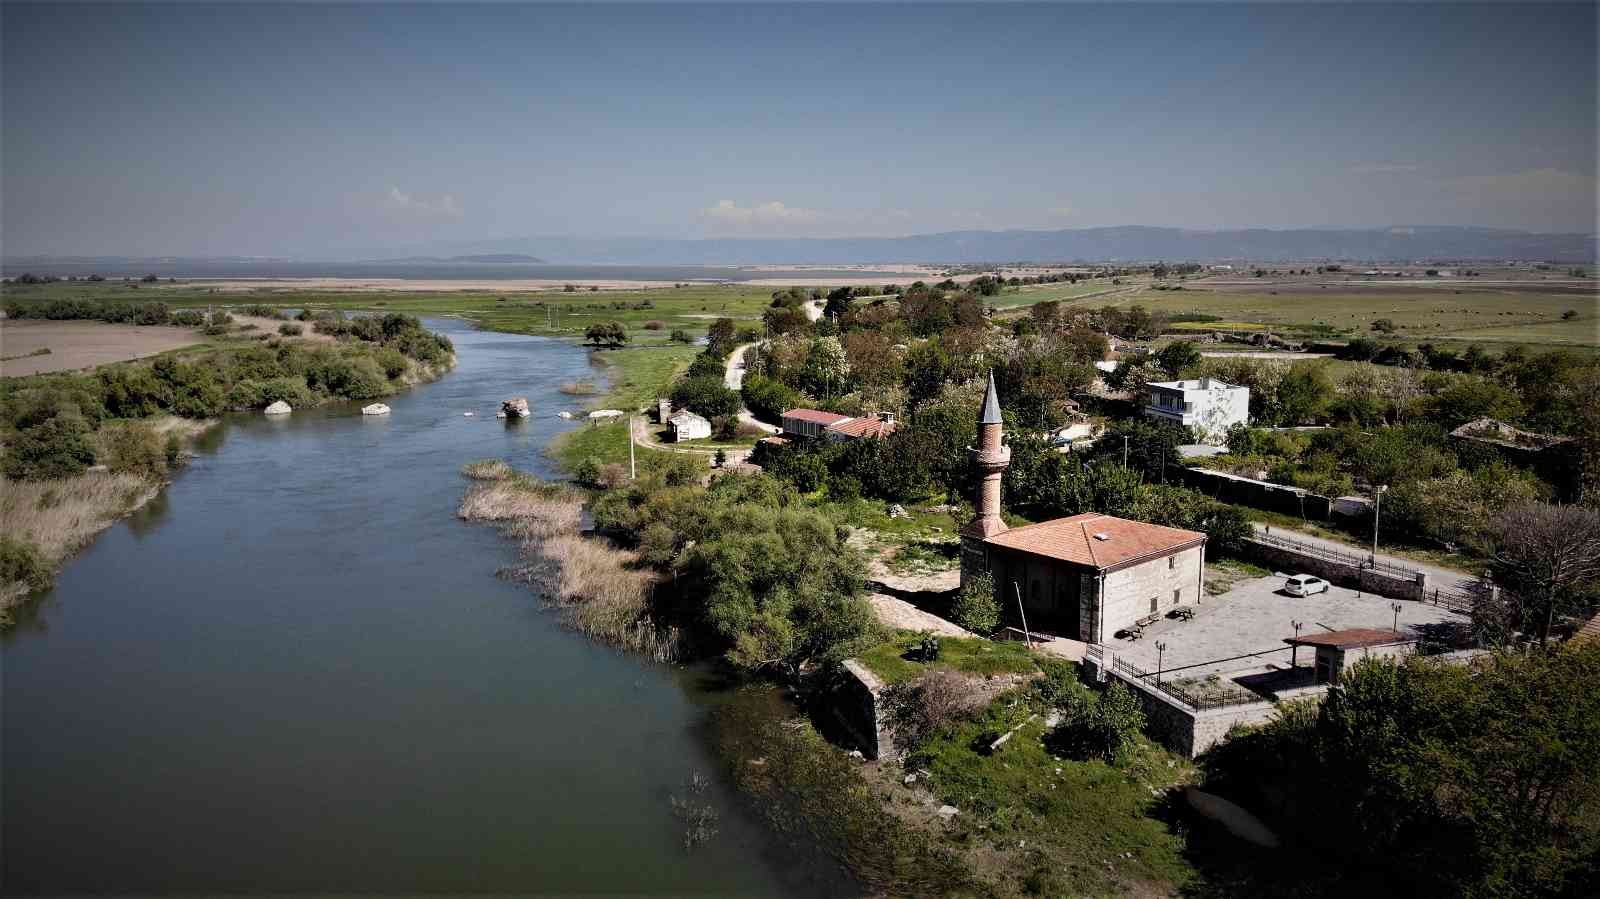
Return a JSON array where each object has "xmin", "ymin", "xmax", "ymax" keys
[
  {"xmin": 1284, "ymin": 628, "xmax": 1412, "ymax": 650},
  {"xmin": 826, "ymin": 417, "xmax": 897, "ymax": 439},
  {"xmin": 782, "ymin": 408, "xmax": 852, "ymax": 426},
  {"xmin": 984, "ymin": 513, "xmax": 1204, "ymax": 569}
]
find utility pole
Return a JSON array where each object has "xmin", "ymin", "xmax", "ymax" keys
[
  {"xmin": 1012, "ymin": 582, "xmax": 1033, "ymax": 648},
  {"xmin": 1371, "ymin": 484, "xmax": 1388, "ymax": 562},
  {"xmin": 1155, "ymin": 641, "xmax": 1167, "ymax": 688},
  {"xmin": 629, "ymin": 416, "xmax": 637, "ymax": 481},
  {"xmin": 1123, "ymin": 435, "xmax": 1130, "ymax": 468}
]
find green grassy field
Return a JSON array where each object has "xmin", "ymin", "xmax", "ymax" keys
[{"xmin": 857, "ymin": 633, "xmax": 1038, "ymax": 685}]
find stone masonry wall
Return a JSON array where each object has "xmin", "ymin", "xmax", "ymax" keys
[
  {"xmin": 829, "ymin": 660, "xmax": 890, "ymax": 760},
  {"xmin": 1242, "ymin": 539, "xmax": 1427, "ymax": 602},
  {"xmin": 1099, "ymin": 546, "xmax": 1204, "ymax": 640}
]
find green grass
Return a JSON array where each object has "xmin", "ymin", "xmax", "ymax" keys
[
  {"xmin": 905, "ymin": 689, "xmax": 1200, "ymax": 896},
  {"xmin": 857, "ymin": 633, "xmax": 1038, "ymax": 685}
]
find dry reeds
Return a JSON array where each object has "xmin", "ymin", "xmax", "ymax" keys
[
  {"xmin": 0, "ymin": 471, "xmax": 158, "ymax": 565},
  {"xmin": 460, "ymin": 458, "xmax": 514, "ymax": 481},
  {"xmin": 460, "ymin": 468, "xmax": 678, "ymax": 661}
]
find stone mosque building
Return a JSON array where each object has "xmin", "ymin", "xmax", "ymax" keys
[{"xmin": 959, "ymin": 374, "xmax": 1207, "ymax": 643}]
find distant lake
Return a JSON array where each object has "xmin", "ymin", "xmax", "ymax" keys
[{"xmin": 1, "ymin": 260, "xmax": 904, "ymax": 282}]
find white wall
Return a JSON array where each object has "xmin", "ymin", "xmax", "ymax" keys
[{"xmin": 1099, "ymin": 546, "xmax": 1204, "ymax": 638}]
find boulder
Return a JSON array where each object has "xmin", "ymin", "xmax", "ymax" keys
[
  {"xmin": 362, "ymin": 403, "xmax": 390, "ymax": 416},
  {"xmin": 502, "ymin": 397, "xmax": 531, "ymax": 418},
  {"xmin": 588, "ymin": 409, "xmax": 624, "ymax": 421},
  {"xmin": 463, "ymin": 411, "xmax": 475, "ymax": 417},
  {"xmin": 557, "ymin": 411, "xmax": 574, "ymax": 420},
  {"xmin": 264, "ymin": 400, "xmax": 292, "ymax": 415}
]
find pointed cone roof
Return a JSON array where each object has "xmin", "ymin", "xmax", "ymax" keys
[{"xmin": 979, "ymin": 371, "xmax": 1002, "ymax": 424}]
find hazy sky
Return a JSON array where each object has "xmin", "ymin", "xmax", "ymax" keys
[{"xmin": 3, "ymin": 2, "xmax": 1595, "ymax": 256}]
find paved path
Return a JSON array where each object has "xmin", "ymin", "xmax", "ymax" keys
[
  {"xmin": 1250, "ymin": 524, "xmax": 1480, "ymax": 599},
  {"xmin": 722, "ymin": 341, "xmax": 781, "ymax": 435}
]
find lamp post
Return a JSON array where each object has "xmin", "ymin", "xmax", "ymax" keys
[
  {"xmin": 1391, "ymin": 602, "xmax": 1403, "ymax": 635},
  {"xmin": 1123, "ymin": 434, "xmax": 1130, "ymax": 468},
  {"xmin": 1155, "ymin": 641, "xmax": 1167, "ymax": 688},
  {"xmin": 1371, "ymin": 484, "xmax": 1389, "ymax": 563},
  {"xmin": 1290, "ymin": 620, "xmax": 1303, "ymax": 669}
]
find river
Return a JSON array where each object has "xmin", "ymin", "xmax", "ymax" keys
[{"xmin": 1, "ymin": 320, "xmax": 806, "ymax": 895}]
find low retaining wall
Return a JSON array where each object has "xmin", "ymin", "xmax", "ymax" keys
[
  {"xmin": 828, "ymin": 660, "xmax": 891, "ymax": 760},
  {"xmin": 1083, "ymin": 650, "xmax": 1281, "ymax": 758},
  {"xmin": 1170, "ymin": 466, "xmax": 1332, "ymax": 520},
  {"xmin": 1242, "ymin": 537, "xmax": 1428, "ymax": 602}
]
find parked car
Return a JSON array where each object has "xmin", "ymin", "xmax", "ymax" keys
[{"xmin": 1283, "ymin": 574, "xmax": 1330, "ymax": 596}]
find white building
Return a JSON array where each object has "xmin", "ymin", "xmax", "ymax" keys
[
  {"xmin": 666, "ymin": 410, "xmax": 711, "ymax": 442},
  {"xmin": 1144, "ymin": 377, "xmax": 1249, "ymax": 444}
]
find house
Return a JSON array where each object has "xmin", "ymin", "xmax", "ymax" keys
[
  {"xmin": 666, "ymin": 410, "xmax": 710, "ymax": 442},
  {"xmin": 1283, "ymin": 628, "xmax": 1416, "ymax": 684},
  {"xmin": 826, "ymin": 412, "xmax": 897, "ymax": 442},
  {"xmin": 781, "ymin": 408, "xmax": 851, "ymax": 439},
  {"xmin": 1144, "ymin": 377, "xmax": 1249, "ymax": 444},
  {"xmin": 960, "ymin": 373, "xmax": 1207, "ymax": 643}
]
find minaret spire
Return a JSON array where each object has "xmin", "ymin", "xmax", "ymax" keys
[{"xmin": 960, "ymin": 371, "xmax": 1011, "ymax": 587}]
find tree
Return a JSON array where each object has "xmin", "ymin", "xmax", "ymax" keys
[
  {"xmin": 1276, "ymin": 362, "xmax": 1334, "ymax": 424},
  {"xmin": 1154, "ymin": 340, "xmax": 1202, "ymax": 375},
  {"xmin": 706, "ymin": 318, "xmax": 737, "ymax": 357},
  {"xmin": 800, "ymin": 336, "xmax": 851, "ymax": 400},
  {"xmin": 2, "ymin": 415, "xmax": 96, "ymax": 480},
  {"xmin": 1488, "ymin": 503, "xmax": 1600, "ymax": 643},
  {"xmin": 584, "ymin": 321, "xmax": 629, "ymax": 348},
  {"xmin": 670, "ymin": 376, "xmax": 741, "ymax": 419}
]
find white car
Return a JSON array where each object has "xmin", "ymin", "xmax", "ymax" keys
[{"xmin": 1283, "ymin": 574, "xmax": 1330, "ymax": 597}]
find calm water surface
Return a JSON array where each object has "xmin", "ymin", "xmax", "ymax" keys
[{"xmin": 2, "ymin": 321, "xmax": 803, "ymax": 895}]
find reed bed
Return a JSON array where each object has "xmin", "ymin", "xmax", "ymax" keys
[
  {"xmin": 460, "ymin": 458, "xmax": 514, "ymax": 481},
  {"xmin": 1, "ymin": 471, "xmax": 157, "ymax": 564},
  {"xmin": 459, "ymin": 469, "xmax": 678, "ymax": 661}
]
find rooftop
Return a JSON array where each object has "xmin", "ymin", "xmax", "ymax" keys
[
  {"xmin": 1149, "ymin": 377, "xmax": 1242, "ymax": 392},
  {"xmin": 1283, "ymin": 627, "xmax": 1414, "ymax": 650},
  {"xmin": 782, "ymin": 408, "xmax": 852, "ymax": 426},
  {"xmin": 826, "ymin": 416, "xmax": 897, "ymax": 439},
  {"xmin": 984, "ymin": 512, "xmax": 1205, "ymax": 569}
]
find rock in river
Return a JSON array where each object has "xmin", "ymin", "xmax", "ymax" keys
[
  {"xmin": 502, "ymin": 397, "xmax": 531, "ymax": 418},
  {"xmin": 264, "ymin": 400, "xmax": 292, "ymax": 415},
  {"xmin": 362, "ymin": 403, "xmax": 391, "ymax": 416}
]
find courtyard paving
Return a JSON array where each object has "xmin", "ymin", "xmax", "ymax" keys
[{"xmin": 1112, "ymin": 575, "xmax": 1467, "ymax": 681}]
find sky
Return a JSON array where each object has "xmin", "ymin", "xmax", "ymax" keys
[{"xmin": 2, "ymin": 2, "xmax": 1595, "ymax": 257}]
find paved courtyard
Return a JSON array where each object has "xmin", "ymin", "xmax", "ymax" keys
[{"xmin": 1113, "ymin": 576, "xmax": 1468, "ymax": 681}]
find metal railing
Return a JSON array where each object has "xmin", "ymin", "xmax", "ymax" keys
[
  {"xmin": 1109, "ymin": 656, "xmax": 1267, "ymax": 711},
  {"xmin": 1251, "ymin": 530, "xmax": 1419, "ymax": 580}
]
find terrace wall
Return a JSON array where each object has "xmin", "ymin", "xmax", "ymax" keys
[
  {"xmin": 1169, "ymin": 465, "xmax": 1333, "ymax": 519},
  {"xmin": 1242, "ymin": 535, "xmax": 1429, "ymax": 603}
]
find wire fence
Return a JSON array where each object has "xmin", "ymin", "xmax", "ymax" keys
[{"xmin": 1109, "ymin": 655, "xmax": 1267, "ymax": 711}]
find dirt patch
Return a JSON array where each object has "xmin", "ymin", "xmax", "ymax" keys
[{"xmin": 1, "ymin": 320, "xmax": 203, "ymax": 376}]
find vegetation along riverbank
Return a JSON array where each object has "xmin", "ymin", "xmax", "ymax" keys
[{"xmin": 1, "ymin": 299, "xmax": 456, "ymax": 624}]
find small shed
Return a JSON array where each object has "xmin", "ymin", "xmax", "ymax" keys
[
  {"xmin": 1283, "ymin": 628, "xmax": 1417, "ymax": 684},
  {"xmin": 667, "ymin": 410, "xmax": 711, "ymax": 442}
]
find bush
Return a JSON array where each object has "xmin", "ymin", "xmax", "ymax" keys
[
  {"xmin": 883, "ymin": 669, "xmax": 987, "ymax": 751},
  {"xmin": 171, "ymin": 310, "xmax": 205, "ymax": 327},
  {"xmin": 573, "ymin": 456, "xmax": 603, "ymax": 487},
  {"xmin": 99, "ymin": 421, "xmax": 171, "ymax": 479},
  {"xmin": 0, "ymin": 536, "xmax": 53, "ymax": 596},
  {"xmin": 278, "ymin": 323, "xmax": 303, "ymax": 336},
  {"xmin": 3, "ymin": 416, "xmax": 96, "ymax": 480},
  {"xmin": 670, "ymin": 375, "xmax": 741, "ymax": 419},
  {"xmin": 1043, "ymin": 681, "xmax": 1145, "ymax": 764},
  {"xmin": 669, "ymin": 329, "xmax": 693, "ymax": 344},
  {"xmin": 949, "ymin": 570, "xmax": 999, "ymax": 634},
  {"xmin": 643, "ymin": 320, "xmax": 665, "ymax": 330}
]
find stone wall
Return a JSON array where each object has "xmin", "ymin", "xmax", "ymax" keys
[
  {"xmin": 1171, "ymin": 465, "xmax": 1333, "ymax": 519},
  {"xmin": 1242, "ymin": 538, "xmax": 1428, "ymax": 602},
  {"xmin": 1083, "ymin": 649, "xmax": 1285, "ymax": 758},
  {"xmin": 828, "ymin": 660, "xmax": 890, "ymax": 760},
  {"xmin": 1099, "ymin": 546, "xmax": 1204, "ymax": 640}
]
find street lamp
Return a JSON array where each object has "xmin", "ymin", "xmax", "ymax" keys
[
  {"xmin": 1391, "ymin": 602, "xmax": 1403, "ymax": 635},
  {"xmin": 1290, "ymin": 620, "xmax": 1304, "ymax": 669},
  {"xmin": 1371, "ymin": 484, "xmax": 1389, "ymax": 562},
  {"xmin": 1155, "ymin": 640, "xmax": 1168, "ymax": 688}
]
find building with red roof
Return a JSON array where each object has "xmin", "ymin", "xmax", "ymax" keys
[
  {"xmin": 1283, "ymin": 627, "xmax": 1417, "ymax": 683},
  {"xmin": 825, "ymin": 412, "xmax": 897, "ymax": 442},
  {"xmin": 781, "ymin": 408, "xmax": 852, "ymax": 439},
  {"xmin": 961, "ymin": 373, "xmax": 1207, "ymax": 643}
]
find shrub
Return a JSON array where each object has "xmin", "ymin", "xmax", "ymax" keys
[
  {"xmin": 99, "ymin": 421, "xmax": 171, "ymax": 479},
  {"xmin": 0, "ymin": 536, "xmax": 53, "ymax": 596},
  {"xmin": 278, "ymin": 322, "xmax": 303, "ymax": 336},
  {"xmin": 949, "ymin": 570, "xmax": 999, "ymax": 634},
  {"xmin": 643, "ymin": 320, "xmax": 665, "ymax": 330},
  {"xmin": 461, "ymin": 459, "xmax": 513, "ymax": 480},
  {"xmin": 3, "ymin": 416, "xmax": 96, "ymax": 480},
  {"xmin": 883, "ymin": 669, "xmax": 987, "ymax": 751},
  {"xmin": 171, "ymin": 310, "xmax": 205, "ymax": 327},
  {"xmin": 670, "ymin": 375, "xmax": 741, "ymax": 419},
  {"xmin": 573, "ymin": 456, "xmax": 603, "ymax": 487},
  {"xmin": 1043, "ymin": 681, "xmax": 1146, "ymax": 764},
  {"xmin": 373, "ymin": 347, "xmax": 410, "ymax": 380},
  {"xmin": 669, "ymin": 329, "xmax": 693, "ymax": 344}
]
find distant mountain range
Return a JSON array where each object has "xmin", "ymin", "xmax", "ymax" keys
[
  {"xmin": 7, "ymin": 226, "xmax": 1594, "ymax": 269},
  {"xmin": 332, "ymin": 226, "xmax": 1598, "ymax": 264}
]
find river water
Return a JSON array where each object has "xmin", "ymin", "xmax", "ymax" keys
[{"xmin": 1, "ymin": 320, "xmax": 802, "ymax": 895}]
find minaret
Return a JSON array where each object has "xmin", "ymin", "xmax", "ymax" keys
[{"xmin": 960, "ymin": 371, "xmax": 1010, "ymax": 587}]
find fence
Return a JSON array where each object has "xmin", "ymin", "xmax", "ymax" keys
[
  {"xmin": 1109, "ymin": 655, "xmax": 1264, "ymax": 711},
  {"xmin": 1251, "ymin": 529, "xmax": 1418, "ymax": 580}
]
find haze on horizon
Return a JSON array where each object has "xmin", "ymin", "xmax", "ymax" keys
[{"xmin": 3, "ymin": 2, "xmax": 1595, "ymax": 259}]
